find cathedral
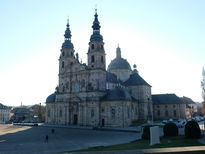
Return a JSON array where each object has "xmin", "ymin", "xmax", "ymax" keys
[{"xmin": 45, "ymin": 11, "xmax": 153, "ymax": 127}]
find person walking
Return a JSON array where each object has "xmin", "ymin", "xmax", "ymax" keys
[
  {"xmin": 45, "ymin": 135, "xmax": 48, "ymax": 143},
  {"xmin": 51, "ymin": 129, "xmax": 55, "ymax": 134}
]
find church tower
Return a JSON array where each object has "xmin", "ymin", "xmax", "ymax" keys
[
  {"xmin": 87, "ymin": 10, "xmax": 106, "ymax": 70},
  {"xmin": 58, "ymin": 19, "xmax": 76, "ymax": 93},
  {"xmin": 59, "ymin": 19, "xmax": 75, "ymax": 73}
]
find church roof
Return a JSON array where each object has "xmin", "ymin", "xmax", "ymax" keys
[
  {"xmin": 107, "ymin": 46, "xmax": 131, "ymax": 71},
  {"xmin": 123, "ymin": 72, "xmax": 151, "ymax": 87},
  {"xmin": 46, "ymin": 93, "xmax": 56, "ymax": 103},
  {"xmin": 0, "ymin": 103, "xmax": 9, "ymax": 109},
  {"xmin": 102, "ymin": 87, "xmax": 132, "ymax": 101},
  {"xmin": 108, "ymin": 58, "xmax": 131, "ymax": 71},
  {"xmin": 61, "ymin": 19, "xmax": 74, "ymax": 50},
  {"xmin": 180, "ymin": 96, "xmax": 196, "ymax": 105},
  {"xmin": 106, "ymin": 72, "xmax": 118, "ymax": 83},
  {"xmin": 152, "ymin": 94, "xmax": 184, "ymax": 105}
]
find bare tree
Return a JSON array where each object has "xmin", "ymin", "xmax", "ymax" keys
[
  {"xmin": 201, "ymin": 67, "xmax": 205, "ymax": 115},
  {"xmin": 202, "ymin": 67, "xmax": 205, "ymax": 101}
]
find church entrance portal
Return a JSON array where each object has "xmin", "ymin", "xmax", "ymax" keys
[
  {"xmin": 73, "ymin": 114, "xmax": 78, "ymax": 125},
  {"xmin": 102, "ymin": 119, "xmax": 104, "ymax": 127}
]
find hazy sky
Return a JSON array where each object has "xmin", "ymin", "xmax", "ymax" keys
[{"xmin": 0, "ymin": 0, "xmax": 204, "ymax": 106}]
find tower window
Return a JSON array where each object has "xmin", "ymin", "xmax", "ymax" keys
[
  {"xmin": 91, "ymin": 55, "xmax": 95, "ymax": 63},
  {"xmin": 91, "ymin": 109, "xmax": 94, "ymax": 117},
  {"xmin": 59, "ymin": 109, "xmax": 62, "ymax": 117},
  {"xmin": 91, "ymin": 44, "xmax": 94, "ymax": 49},
  {"xmin": 101, "ymin": 45, "xmax": 103, "ymax": 49},
  {"xmin": 62, "ymin": 52, "xmax": 65, "ymax": 56},
  {"xmin": 101, "ymin": 56, "xmax": 103, "ymax": 63},
  {"xmin": 62, "ymin": 61, "xmax": 64, "ymax": 68}
]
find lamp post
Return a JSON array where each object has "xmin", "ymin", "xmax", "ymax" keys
[
  {"xmin": 147, "ymin": 96, "xmax": 153, "ymax": 125},
  {"xmin": 39, "ymin": 103, "xmax": 41, "ymax": 123}
]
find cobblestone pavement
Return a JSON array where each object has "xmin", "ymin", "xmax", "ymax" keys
[{"xmin": 0, "ymin": 124, "xmax": 140, "ymax": 154}]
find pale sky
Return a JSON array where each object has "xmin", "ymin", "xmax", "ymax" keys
[{"xmin": 0, "ymin": 0, "xmax": 204, "ymax": 106}]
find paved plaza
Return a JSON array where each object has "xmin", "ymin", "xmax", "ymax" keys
[{"xmin": 0, "ymin": 124, "xmax": 140, "ymax": 154}]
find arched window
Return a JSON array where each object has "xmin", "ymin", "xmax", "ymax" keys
[
  {"xmin": 66, "ymin": 82, "xmax": 69, "ymax": 88},
  {"xmin": 47, "ymin": 109, "xmax": 50, "ymax": 117},
  {"xmin": 121, "ymin": 72, "xmax": 125, "ymax": 81},
  {"xmin": 127, "ymin": 107, "xmax": 130, "ymax": 118},
  {"xmin": 91, "ymin": 109, "xmax": 94, "ymax": 117},
  {"xmin": 91, "ymin": 44, "xmax": 94, "ymax": 49},
  {"xmin": 62, "ymin": 51, "xmax": 65, "ymax": 56},
  {"xmin": 165, "ymin": 110, "xmax": 168, "ymax": 117},
  {"xmin": 91, "ymin": 55, "xmax": 95, "ymax": 63},
  {"xmin": 74, "ymin": 83, "xmax": 79, "ymax": 92},
  {"xmin": 62, "ymin": 61, "xmax": 64, "ymax": 68},
  {"xmin": 59, "ymin": 109, "xmax": 62, "ymax": 117},
  {"xmin": 81, "ymin": 80, "xmax": 85, "ymax": 88},
  {"xmin": 111, "ymin": 108, "xmax": 115, "ymax": 118},
  {"xmin": 101, "ymin": 45, "xmax": 103, "ymax": 49},
  {"xmin": 62, "ymin": 86, "xmax": 65, "ymax": 92},
  {"xmin": 135, "ymin": 107, "xmax": 138, "ymax": 115},
  {"xmin": 101, "ymin": 108, "xmax": 104, "ymax": 113},
  {"xmin": 157, "ymin": 110, "xmax": 160, "ymax": 116},
  {"xmin": 174, "ymin": 110, "xmax": 176, "ymax": 117},
  {"xmin": 106, "ymin": 83, "xmax": 109, "ymax": 90},
  {"xmin": 101, "ymin": 56, "xmax": 103, "ymax": 63}
]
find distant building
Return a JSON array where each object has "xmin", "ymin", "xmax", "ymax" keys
[
  {"xmin": 0, "ymin": 103, "xmax": 11, "ymax": 123},
  {"xmin": 152, "ymin": 94, "xmax": 186, "ymax": 120},
  {"xmin": 195, "ymin": 102, "xmax": 203, "ymax": 114},
  {"xmin": 181, "ymin": 96, "xmax": 197, "ymax": 118},
  {"xmin": 45, "ymin": 11, "xmax": 153, "ymax": 127},
  {"xmin": 11, "ymin": 107, "xmax": 30, "ymax": 122}
]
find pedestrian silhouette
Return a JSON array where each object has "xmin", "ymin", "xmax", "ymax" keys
[
  {"xmin": 45, "ymin": 135, "xmax": 48, "ymax": 143},
  {"xmin": 51, "ymin": 129, "xmax": 55, "ymax": 134}
]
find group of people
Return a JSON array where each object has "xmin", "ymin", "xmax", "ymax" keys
[{"xmin": 45, "ymin": 128, "xmax": 55, "ymax": 143}]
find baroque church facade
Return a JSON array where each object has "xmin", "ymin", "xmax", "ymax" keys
[{"xmin": 45, "ymin": 11, "xmax": 153, "ymax": 127}]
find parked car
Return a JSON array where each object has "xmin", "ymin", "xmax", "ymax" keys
[
  {"xmin": 162, "ymin": 120, "xmax": 168, "ymax": 124},
  {"xmin": 176, "ymin": 121, "xmax": 185, "ymax": 128},
  {"xmin": 169, "ymin": 119, "xmax": 173, "ymax": 122}
]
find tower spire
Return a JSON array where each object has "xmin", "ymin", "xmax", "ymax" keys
[
  {"xmin": 90, "ymin": 9, "xmax": 103, "ymax": 41},
  {"xmin": 61, "ymin": 18, "xmax": 74, "ymax": 50},
  {"xmin": 64, "ymin": 17, "xmax": 71, "ymax": 40}
]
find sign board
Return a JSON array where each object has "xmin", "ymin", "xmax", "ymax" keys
[{"xmin": 150, "ymin": 126, "xmax": 160, "ymax": 146}]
